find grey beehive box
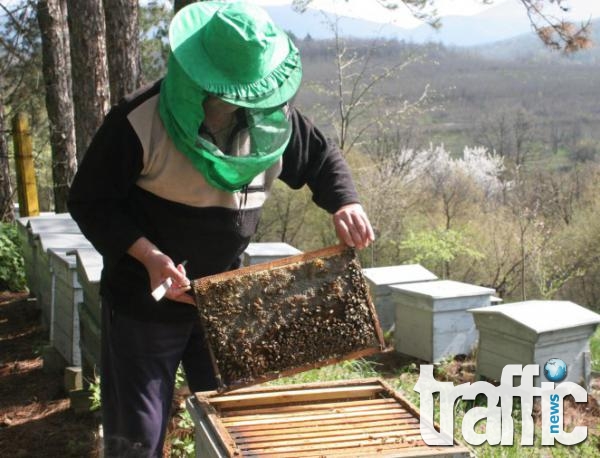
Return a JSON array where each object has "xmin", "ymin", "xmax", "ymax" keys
[
  {"xmin": 362, "ymin": 264, "xmax": 438, "ymax": 332},
  {"xmin": 17, "ymin": 213, "xmax": 78, "ymax": 298},
  {"xmin": 33, "ymin": 233, "xmax": 91, "ymax": 331},
  {"xmin": 73, "ymin": 247, "xmax": 103, "ymax": 378},
  {"xmin": 242, "ymin": 242, "xmax": 302, "ymax": 266},
  {"xmin": 391, "ymin": 280, "xmax": 495, "ymax": 362},
  {"xmin": 27, "ymin": 213, "xmax": 80, "ymax": 235},
  {"xmin": 48, "ymin": 249, "xmax": 82, "ymax": 366},
  {"xmin": 470, "ymin": 300, "xmax": 600, "ymax": 389}
]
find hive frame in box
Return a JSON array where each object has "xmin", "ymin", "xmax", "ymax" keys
[
  {"xmin": 186, "ymin": 378, "xmax": 472, "ymax": 457},
  {"xmin": 192, "ymin": 245, "xmax": 386, "ymax": 391}
]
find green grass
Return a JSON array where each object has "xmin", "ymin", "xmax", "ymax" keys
[
  {"xmin": 173, "ymin": 344, "xmax": 600, "ymax": 457},
  {"xmin": 272, "ymin": 355, "xmax": 600, "ymax": 458}
]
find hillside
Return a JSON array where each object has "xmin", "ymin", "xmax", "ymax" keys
[
  {"xmin": 473, "ymin": 18, "xmax": 600, "ymax": 63},
  {"xmin": 294, "ymin": 37, "xmax": 600, "ymax": 165}
]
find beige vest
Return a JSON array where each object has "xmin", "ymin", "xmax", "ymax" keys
[{"xmin": 127, "ymin": 95, "xmax": 282, "ymax": 210}]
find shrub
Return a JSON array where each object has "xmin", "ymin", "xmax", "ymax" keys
[{"xmin": 0, "ymin": 223, "xmax": 27, "ymax": 292}]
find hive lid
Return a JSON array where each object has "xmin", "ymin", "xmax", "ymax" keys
[
  {"xmin": 27, "ymin": 213, "xmax": 80, "ymax": 235},
  {"xmin": 244, "ymin": 242, "xmax": 302, "ymax": 257},
  {"xmin": 192, "ymin": 245, "xmax": 386, "ymax": 391},
  {"xmin": 69, "ymin": 247, "xmax": 104, "ymax": 284},
  {"xmin": 36, "ymin": 233, "xmax": 91, "ymax": 253},
  {"xmin": 389, "ymin": 279, "xmax": 495, "ymax": 299},
  {"xmin": 469, "ymin": 300, "xmax": 600, "ymax": 333},
  {"xmin": 362, "ymin": 264, "xmax": 438, "ymax": 286}
]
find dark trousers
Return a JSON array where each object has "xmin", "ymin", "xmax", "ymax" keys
[{"xmin": 100, "ymin": 298, "xmax": 217, "ymax": 457}]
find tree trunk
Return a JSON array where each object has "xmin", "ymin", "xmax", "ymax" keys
[
  {"xmin": 37, "ymin": 0, "xmax": 77, "ymax": 212},
  {"xmin": 174, "ymin": 0, "xmax": 198, "ymax": 13},
  {"xmin": 103, "ymin": 0, "xmax": 140, "ymax": 104},
  {"xmin": 0, "ymin": 97, "xmax": 15, "ymax": 222},
  {"xmin": 66, "ymin": 0, "xmax": 110, "ymax": 162}
]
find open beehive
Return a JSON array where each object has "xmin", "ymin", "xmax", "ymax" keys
[
  {"xmin": 192, "ymin": 245, "xmax": 386, "ymax": 390},
  {"xmin": 187, "ymin": 378, "xmax": 471, "ymax": 457}
]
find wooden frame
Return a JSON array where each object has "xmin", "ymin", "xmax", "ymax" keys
[{"xmin": 192, "ymin": 245, "xmax": 386, "ymax": 391}]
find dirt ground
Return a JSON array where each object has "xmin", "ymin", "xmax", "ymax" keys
[{"xmin": 0, "ymin": 292, "xmax": 99, "ymax": 457}]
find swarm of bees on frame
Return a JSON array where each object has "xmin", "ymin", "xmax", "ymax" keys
[{"xmin": 192, "ymin": 248, "xmax": 381, "ymax": 387}]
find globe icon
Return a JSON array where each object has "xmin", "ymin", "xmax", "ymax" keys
[{"xmin": 544, "ymin": 358, "xmax": 567, "ymax": 382}]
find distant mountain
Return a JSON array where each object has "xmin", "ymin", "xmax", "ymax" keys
[
  {"xmin": 264, "ymin": 6, "xmax": 409, "ymax": 41},
  {"xmin": 472, "ymin": 18, "xmax": 600, "ymax": 64},
  {"xmin": 407, "ymin": 3, "xmax": 531, "ymax": 46},
  {"xmin": 266, "ymin": 1, "xmax": 598, "ymax": 49},
  {"xmin": 265, "ymin": 2, "xmax": 534, "ymax": 46}
]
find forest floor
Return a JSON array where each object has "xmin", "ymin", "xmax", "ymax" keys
[
  {"xmin": 1, "ymin": 289, "xmax": 599, "ymax": 457},
  {"xmin": 0, "ymin": 291, "xmax": 99, "ymax": 457}
]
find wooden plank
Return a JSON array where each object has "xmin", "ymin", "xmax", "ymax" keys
[
  {"xmin": 194, "ymin": 399, "xmax": 239, "ymax": 457},
  {"xmin": 257, "ymin": 443, "xmax": 462, "ymax": 458},
  {"xmin": 231, "ymin": 420, "xmax": 421, "ymax": 443},
  {"xmin": 204, "ymin": 384, "xmax": 384, "ymax": 408},
  {"xmin": 240, "ymin": 434, "xmax": 425, "ymax": 455},
  {"xmin": 222, "ymin": 408, "xmax": 412, "ymax": 427},
  {"xmin": 227, "ymin": 412, "xmax": 415, "ymax": 434},
  {"xmin": 205, "ymin": 376, "xmax": 384, "ymax": 397},
  {"xmin": 221, "ymin": 397, "xmax": 397, "ymax": 417},
  {"xmin": 195, "ymin": 244, "xmax": 347, "ymax": 285},
  {"xmin": 239, "ymin": 427, "xmax": 423, "ymax": 450},
  {"xmin": 221, "ymin": 400, "xmax": 402, "ymax": 422}
]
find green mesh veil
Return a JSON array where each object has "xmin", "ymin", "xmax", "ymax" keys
[{"xmin": 158, "ymin": 56, "xmax": 293, "ymax": 193}]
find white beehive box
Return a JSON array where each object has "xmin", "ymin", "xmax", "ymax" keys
[
  {"xmin": 27, "ymin": 213, "xmax": 80, "ymax": 235},
  {"xmin": 73, "ymin": 247, "xmax": 103, "ymax": 378},
  {"xmin": 242, "ymin": 242, "xmax": 302, "ymax": 266},
  {"xmin": 48, "ymin": 249, "xmax": 82, "ymax": 366},
  {"xmin": 470, "ymin": 300, "xmax": 600, "ymax": 389},
  {"xmin": 34, "ymin": 233, "xmax": 91, "ymax": 330},
  {"xmin": 362, "ymin": 264, "xmax": 438, "ymax": 332},
  {"xmin": 391, "ymin": 280, "xmax": 495, "ymax": 362},
  {"xmin": 17, "ymin": 213, "xmax": 78, "ymax": 297}
]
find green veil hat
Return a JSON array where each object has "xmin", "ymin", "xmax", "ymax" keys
[{"xmin": 158, "ymin": 1, "xmax": 303, "ymax": 192}]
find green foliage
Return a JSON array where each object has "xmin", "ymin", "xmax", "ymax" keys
[
  {"xmin": 270, "ymin": 358, "xmax": 380, "ymax": 385},
  {"xmin": 0, "ymin": 223, "xmax": 27, "ymax": 291},
  {"xmin": 400, "ymin": 228, "xmax": 484, "ymax": 277},
  {"xmin": 139, "ymin": 1, "xmax": 172, "ymax": 83},
  {"xmin": 88, "ymin": 375, "xmax": 101, "ymax": 412},
  {"xmin": 169, "ymin": 410, "xmax": 195, "ymax": 457},
  {"xmin": 591, "ymin": 327, "xmax": 600, "ymax": 372},
  {"xmin": 175, "ymin": 364, "xmax": 186, "ymax": 389}
]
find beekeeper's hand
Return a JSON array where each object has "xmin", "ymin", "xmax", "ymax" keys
[
  {"xmin": 333, "ymin": 203, "xmax": 375, "ymax": 250},
  {"xmin": 127, "ymin": 237, "xmax": 195, "ymax": 305}
]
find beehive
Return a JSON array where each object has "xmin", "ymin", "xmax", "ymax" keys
[
  {"xmin": 48, "ymin": 249, "xmax": 82, "ymax": 366},
  {"xmin": 17, "ymin": 213, "xmax": 79, "ymax": 299},
  {"xmin": 192, "ymin": 245, "xmax": 385, "ymax": 390},
  {"xmin": 242, "ymin": 242, "xmax": 302, "ymax": 266},
  {"xmin": 470, "ymin": 300, "xmax": 600, "ymax": 388},
  {"xmin": 391, "ymin": 280, "xmax": 495, "ymax": 362},
  {"xmin": 362, "ymin": 264, "xmax": 438, "ymax": 332},
  {"xmin": 73, "ymin": 247, "xmax": 103, "ymax": 380},
  {"xmin": 186, "ymin": 378, "xmax": 471, "ymax": 457},
  {"xmin": 33, "ymin": 233, "xmax": 91, "ymax": 331}
]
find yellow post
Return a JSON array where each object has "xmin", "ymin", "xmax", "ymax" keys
[{"xmin": 12, "ymin": 112, "xmax": 39, "ymax": 217}]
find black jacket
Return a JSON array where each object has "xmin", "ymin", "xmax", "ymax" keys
[{"xmin": 68, "ymin": 80, "xmax": 359, "ymax": 322}]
